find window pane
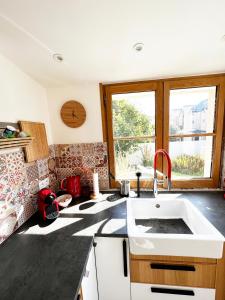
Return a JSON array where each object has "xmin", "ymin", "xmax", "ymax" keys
[
  {"xmin": 112, "ymin": 91, "xmax": 155, "ymax": 137},
  {"xmin": 114, "ymin": 139, "xmax": 155, "ymax": 180},
  {"xmin": 169, "ymin": 87, "xmax": 216, "ymax": 135},
  {"xmin": 170, "ymin": 136, "xmax": 213, "ymax": 179}
]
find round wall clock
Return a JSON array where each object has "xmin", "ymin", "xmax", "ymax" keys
[{"xmin": 60, "ymin": 100, "xmax": 86, "ymax": 128}]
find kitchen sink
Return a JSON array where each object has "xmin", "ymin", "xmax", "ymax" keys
[{"xmin": 127, "ymin": 194, "xmax": 224, "ymax": 258}]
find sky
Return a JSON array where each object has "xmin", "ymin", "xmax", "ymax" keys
[{"xmin": 112, "ymin": 86, "xmax": 216, "ymax": 116}]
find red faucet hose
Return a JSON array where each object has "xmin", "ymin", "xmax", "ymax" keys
[{"xmin": 153, "ymin": 149, "xmax": 172, "ymax": 180}]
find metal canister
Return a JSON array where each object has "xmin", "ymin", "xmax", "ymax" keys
[{"xmin": 120, "ymin": 180, "xmax": 130, "ymax": 197}]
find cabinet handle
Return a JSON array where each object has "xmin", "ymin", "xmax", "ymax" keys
[
  {"xmin": 150, "ymin": 263, "xmax": 195, "ymax": 271},
  {"xmin": 123, "ymin": 239, "xmax": 128, "ymax": 277},
  {"xmin": 151, "ymin": 287, "xmax": 195, "ymax": 296}
]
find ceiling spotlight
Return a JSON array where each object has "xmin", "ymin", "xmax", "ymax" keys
[
  {"xmin": 133, "ymin": 43, "xmax": 144, "ymax": 52},
  {"xmin": 53, "ymin": 53, "xmax": 64, "ymax": 62}
]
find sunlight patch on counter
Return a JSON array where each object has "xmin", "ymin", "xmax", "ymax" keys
[{"xmin": 18, "ymin": 217, "xmax": 82, "ymax": 235}]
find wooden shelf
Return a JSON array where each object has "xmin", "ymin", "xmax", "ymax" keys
[{"xmin": 0, "ymin": 137, "xmax": 33, "ymax": 150}]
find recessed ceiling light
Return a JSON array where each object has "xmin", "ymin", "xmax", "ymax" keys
[
  {"xmin": 53, "ymin": 53, "xmax": 64, "ymax": 62},
  {"xmin": 133, "ymin": 43, "xmax": 144, "ymax": 52}
]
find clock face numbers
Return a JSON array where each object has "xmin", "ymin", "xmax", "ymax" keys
[{"xmin": 60, "ymin": 100, "xmax": 86, "ymax": 128}]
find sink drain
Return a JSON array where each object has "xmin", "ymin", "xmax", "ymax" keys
[{"xmin": 155, "ymin": 203, "xmax": 160, "ymax": 208}]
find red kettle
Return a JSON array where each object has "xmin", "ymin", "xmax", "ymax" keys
[{"xmin": 60, "ymin": 176, "xmax": 81, "ymax": 198}]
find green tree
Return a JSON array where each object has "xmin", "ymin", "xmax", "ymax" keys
[{"xmin": 113, "ymin": 99, "xmax": 154, "ymax": 155}]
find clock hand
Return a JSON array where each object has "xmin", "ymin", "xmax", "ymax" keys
[{"xmin": 72, "ymin": 111, "xmax": 79, "ymax": 119}]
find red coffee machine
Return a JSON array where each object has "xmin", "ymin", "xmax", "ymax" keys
[
  {"xmin": 60, "ymin": 176, "xmax": 81, "ymax": 198},
  {"xmin": 38, "ymin": 188, "xmax": 59, "ymax": 220}
]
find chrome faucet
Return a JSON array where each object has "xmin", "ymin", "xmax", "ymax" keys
[{"xmin": 153, "ymin": 149, "xmax": 172, "ymax": 197}]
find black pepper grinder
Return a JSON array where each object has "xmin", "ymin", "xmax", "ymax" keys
[{"xmin": 136, "ymin": 172, "xmax": 142, "ymax": 197}]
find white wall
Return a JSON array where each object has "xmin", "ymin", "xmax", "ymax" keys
[
  {"xmin": 47, "ymin": 83, "xmax": 103, "ymax": 144},
  {"xmin": 0, "ymin": 53, "xmax": 52, "ymax": 144}
]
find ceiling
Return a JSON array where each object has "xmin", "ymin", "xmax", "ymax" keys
[{"xmin": 0, "ymin": 0, "xmax": 225, "ymax": 87}]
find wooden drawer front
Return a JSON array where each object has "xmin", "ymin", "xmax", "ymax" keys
[
  {"xmin": 130, "ymin": 260, "xmax": 216, "ymax": 288},
  {"xmin": 131, "ymin": 283, "xmax": 216, "ymax": 300}
]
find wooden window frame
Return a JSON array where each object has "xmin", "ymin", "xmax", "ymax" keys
[
  {"xmin": 100, "ymin": 74, "xmax": 225, "ymax": 189},
  {"xmin": 163, "ymin": 75, "xmax": 225, "ymax": 188}
]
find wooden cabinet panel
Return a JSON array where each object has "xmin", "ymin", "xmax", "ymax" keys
[
  {"xmin": 19, "ymin": 121, "xmax": 49, "ymax": 162},
  {"xmin": 130, "ymin": 259, "xmax": 216, "ymax": 288},
  {"xmin": 130, "ymin": 253, "xmax": 216, "ymax": 264},
  {"xmin": 215, "ymin": 245, "xmax": 225, "ymax": 300}
]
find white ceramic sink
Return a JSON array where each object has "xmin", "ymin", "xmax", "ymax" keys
[{"xmin": 127, "ymin": 194, "xmax": 224, "ymax": 258}]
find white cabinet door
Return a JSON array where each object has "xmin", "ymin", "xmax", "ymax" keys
[
  {"xmin": 131, "ymin": 283, "xmax": 215, "ymax": 300},
  {"xmin": 81, "ymin": 246, "xmax": 98, "ymax": 300},
  {"xmin": 95, "ymin": 237, "xmax": 131, "ymax": 300}
]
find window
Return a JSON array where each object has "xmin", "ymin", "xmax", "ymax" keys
[
  {"xmin": 101, "ymin": 75, "xmax": 225, "ymax": 189},
  {"xmin": 112, "ymin": 91, "xmax": 155, "ymax": 180}
]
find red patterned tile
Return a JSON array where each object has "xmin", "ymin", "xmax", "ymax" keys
[
  {"xmin": 37, "ymin": 158, "xmax": 49, "ymax": 178},
  {"xmin": 55, "ymin": 144, "xmax": 70, "ymax": 157},
  {"xmin": 95, "ymin": 154, "xmax": 108, "ymax": 167},
  {"xmin": 49, "ymin": 172, "xmax": 58, "ymax": 192},
  {"xmin": 95, "ymin": 166, "xmax": 109, "ymax": 179},
  {"xmin": 0, "ymin": 175, "xmax": 11, "ymax": 202},
  {"xmin": 59, "ymin": 156, "xmax": 73, "ymax": 168},
  {"xmin": 26, "ymin": 162, "xmax": 39, "ymax": 183},
  {"xmin": 72, "ymin": 167, "xmax": 83, "ymax": 176},
  {"xmin": 81, "ymin": 168, "xmax": 93, "ymax": 180},
  {"xmin": 49, "ymin": 145, "xmax": 55, "ymax": 158},
  {"xmin": 72, "ymin": 156, "xmax": 83, "ymax": 167},
  {"xmin": 82, "ymin": 156, "xmax": 95, "ymax": 168},
  {"xmin": 48, "ymin": 157, "xmax": 56, "ymax": 173},
  {"xmin": 23, "ymin": 200, "xmax": 36, "ymax": 221},
  {"xmin": 8, "ymin": 169, "xmax": 27, "ymax": 189},
  {"xmin": 81, "ymin": 143, "xmax": 94, "ymax": 156},
  {"xmin": 55, "ymin": 157, "xmax": 61, "ymax": 168},
  {"xmin": 6, "ymin": 150, "xmax": 24, "ymax": 173},
  {"xmin": 69, "ymin": 144, "xmax": 83, "ymax": 156},
  {"xmin": 99, "ymin": 179, "xmax": 110, "ymax": 190},
  {"xmin": 0, "ymin": 154, "xmax": 8, "ymax": 175},
  {"xmin": 56, "ymin": 168, "xmax": 74, "ymax": 181},
  {"xmin": 14, "ymin": 185, "xmax": 29, "ymax": 206},
  {"xmin": 28, "ymin": 179, "xmax": 39, "ymax": 195}
]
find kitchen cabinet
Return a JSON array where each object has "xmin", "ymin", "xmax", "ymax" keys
[
  {"xmin": 81, "ymin": 246, "xmax": 98, "ymax": 300},
  {"xmin": 130, "ymin": 259, "xmax": 216, "ymax": 288},
  {"xmin": 131, "ymin": 283, "xmax": 215, "ymax": 300},
  {"xmin": 94, "ymin": 237, "xmax": 131, "ymax": 300},
  {"xmin": 130, "ymin": 253, "xmax": 218, "ymax": 300}
]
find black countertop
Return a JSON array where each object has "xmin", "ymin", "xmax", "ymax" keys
[{"xmin": 0, "ymin": 191, "xmax": 225, "ymax": 300}]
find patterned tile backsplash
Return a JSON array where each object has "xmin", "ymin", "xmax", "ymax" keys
[
  {"xmin": 54, "ymin": 142, "xmax": 109, "ymax": 190},
  {"xmin": 0, "ymin": 142, "xmax": 109, "ymax": 245}
]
